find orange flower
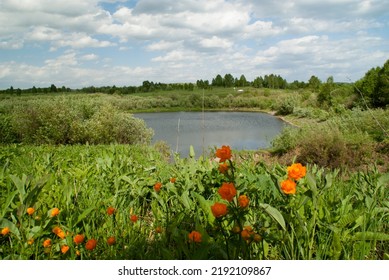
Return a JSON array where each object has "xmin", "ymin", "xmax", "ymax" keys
[
  {"xmin": 52, "ymin": 226, "xmax": 65, "ymax": 239},
  {"xmin": 241, "ymin": 226, "xmax": 254, "ymax": 241},
  {"xmin": 26, "ymin": 207, "xmax": 35, "ymax": 215},
  {"xmin": 107, "ymin": 236, "xmax": 116, "ymax": 246},
  {"xmin": 218, "ymin": 163, "xmax": 229, "ymax": 174},
  {"xmin": 155, "ymin": 226, "xmax": 163, "ymax": 234},
  {"xmin": 238, "ymin": 195, "xmax": 250, "ymax": 208},
  {"xmin": 218, "ymin": 182, "xmax": 237, "ymax": 202},
  {"xmin": 43, "ymin": 239, "xmax": 51, "ymax": 248},
  {"xmin": 28, "ymin": 238, "xmax": 34, "ymax": 245},
  {"xmin": 130, "ymin": 215, "xmax": 138, "ymax": 223},
  {"xmin": 1, "ymin": 227, "xmax": 10, "ymax": 236},
  {"xmin": 50, "ymin": 208, "xmax": 60, "ymax": 217},
  {"xmin": 154, "ymin": 182, "xmax": 162, "ymax": 192},
  {"xmin": 215, "ymin": 145, "xmax": 232, "ymax": 162},
  {"xmin": 85, "ymin": 239, "xmax": 97, "ymax": 250},
  {"xmin": 73, "ymin": 234, "xmax": 85, "ymax": 245},
  {"xmin": 107, "ymin": 206, "xmax": 116, "ymax": 216},
  {"xmin": 253, "ymin": 234, "xmax": 262, "ymax": 242},
  {"xmin": 170, "ymin": 177, "xmax": 176, "ymax": 183},
  {"xmin": 280, "ymin": 179, "xmax": 297, "ymax": 195},
  {"xmin": 188, "ymin": 231, "xmax": 202, "ymax": 243},
  {"xmin": 211, "ymin": 202, "xmax": 228, "ymax": 218},
  {"xmin": 287, "ymin": 163, "xmax": 306, "ymax": 181},
  {"xmin": 61, "ymin": 245, "xmax": 70, "ymax": 254}
]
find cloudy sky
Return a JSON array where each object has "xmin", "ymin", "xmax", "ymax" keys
[{"xmin": 1, "ymin": 0, "xmax": 388, "ymax": 89}]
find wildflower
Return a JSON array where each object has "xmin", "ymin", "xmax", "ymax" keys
[
  {"xmin": 215, "ymin": 145, "xmax": 232, "ymax": 162},
  {"xmin": 28, "ymin": 238, "xmax": 34, "ymax": 245},
  {"xmin": 280, "ymin": 179, "xmax": 297, "ymax": 195},
  {"xmin": 43, "ymin": 239, "xmax": 51, "ymax": 248},
  {"xmin": 130, "ymin": 215, "xmax": 138, "ymax": 223},
  {"xmin": 154, "ymin": 182, "xmax": 162, "ymax": 192},
  {"xmin": 107, "ymin": 206, "xmax": 116, "ymax": 216},
  {"xmin": 85, "ymin": 239, "xmax": 97, "ymax": 251},
  {"xmin": 218, "ymin": 163, "xmax": 229, "ymax": 174},
  {"xmin": 52, "ymin": 226, "xmax": 65, "ymax": 239},
  {"xmin": 287, "ymin": 163, "xmax": 306, "ymax": 181},
  {"xmin": 107, "ymin": 236, "xmax": 116, "ymax": 246},
  {"xmin": 241, "ymin": 226, "xmax": 254, "ymax": 241},
  {"xmin": 155, "ymin": 226, "xmax": 163, "ymax": 234},
  {"xmin": 170, "ymin": 177, "xmax": 176, "ymax": 183},
  {"xmin": 1, "ymin": 227, "xmax": 10, "ymax": 236},
  {"xmin": 238, "ymin": 195, "xmax": 250, "ymax": 208},
  {"xmin": 50, "ymin": 208, "xmax": 60, "ymax": 217},
  {"xmin": 61, "ymin": 245, "xmax": 70, "ymax": 254},
  {"xmin": 218, "ymin": 182, "xmax": 237, "ymax": 202},
  {"xmin": 211, "ymin": 202, "xmax": 228, "ymax": 218},
  {"xmin": 188, "ymin": 231, "xmax": 202, "ymax": 243},
  {"xmin": 26, "ymin": 207, "xmax": 35, "ymax": 215},
  {"xmin": 73, "ymin": 234, "xmax": 85, "ymax": 245},
  {"xmin": 76, "ymin": 250, "xmax": 81, "ymax": 256}
]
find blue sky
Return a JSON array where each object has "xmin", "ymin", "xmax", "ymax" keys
[{"xmin": 0, "ymin": 0, "xmax": 388, "ymax": 89}]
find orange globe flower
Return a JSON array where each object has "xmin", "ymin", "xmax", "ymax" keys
[
  {"xmin": 50, "ymin": 208, "xmax": 60, "ymax": 217},
  {"xmin": 52, "ymin": 226, "xmax": 65, "ymax": 239},
  {"xmin": 211, "ymin": 202, "xmax": 228, "ymax": 218},
  {"xmin": 241, "ymin": 226, "xmax": 254, "ymax": 241},
  {"xmin": 238, "ymin": 195, "xmax": 250, "ymax": 208},
  {"xmin": 28, "ymin": 238, "xmax": 34, "ymax": 245},
  {"xmin": 188, "ymin": 231, "xmax": 202, "ymax": 243},
  {"xmin": 130, "ymin": 214, "xmax": 138, "ymax": 223},
  {"xmin": 218, "ymin": 182, "xmax": 237, "ymax": 202},
  {"xmin": 107, "ymin": 206, "xmax": 116, "ymax": 216},
  {"xmin": 107, "ymin": 236, "xmax": 116, "ymax": 246},
  {"xmin": 154, "ymin": 182, "xmax": 162, "ymax": 192},
  {"xmin": 85, "ymin": 239, "xmax": 97, "ymax": 250},
  {"xmin": 218, "ymin": 163, "xmax": 229, "ymax": 174},
  {"xmin": 73, "ymin": 234, "xmax": 85, "ymax": 245},
  {"xmin": 1, "ymin": 227, "xmax": 10, "ymax": 236},
  {"xmin": 281, "ymin": 179, "xmax": 297, "ymax": 195},
  {"xmin": 215, "ymin": 145, "xmax": 232, "ymax": 162},
  {"xmin": 43, "ymin": 239, "xmax": 51, "ymax": 248},
  {"xmin": 170, "ymin": 177, "xmax": 176, "ymax": 183},
  {"xmin": 61, "ymin": 245, "xmax": 70, "ymax": 254},
  {"xmin": 26, "ymin": 207, "xmax": 35, "ymax": 215},
  {"xmin": 287, "ymin": 163, "xmax": 306, "ymax": 181}
]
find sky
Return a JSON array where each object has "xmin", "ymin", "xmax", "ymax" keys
[{"xmin": 0, "ymin": 0, "xmax": 389, "ymax": 89}]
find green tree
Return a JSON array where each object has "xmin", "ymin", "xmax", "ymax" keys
[
  {"xmin": 308, "ymin": 75, "xmax": 321, "ymax": 92},
  {"xmin": 373, "ymin": 60, "xmax": 389, "ymax": 107},
  {"xmin": 224, "ymin": 74, "xmax": 235, "ymax": 87},
  {"xmin": 212, "ymin": 74, "xmax": 224, "ymax": 87},
  {"xmin": 317, "ymin": 76, "xmax": 334, "ymax": 108}
]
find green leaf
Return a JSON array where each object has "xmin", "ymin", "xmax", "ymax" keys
[
  {"xmin": 10, "ymin": 174, "xmax": 27, "ymax": 204},
  {"xmin": 353, "ymin": 232, "xmax": 389, "ymax": 241},
  {"xmin": 189, "ymin": 145, "xmax": 195, "ymax": 158},
  {"xmin": 193, "ymin": 192, "xmax": 214, "ymax": 224},
  {"xmin": 260, "ymin": 203, "xmax": 286, "ymax": 231},
  {"xmin": 76, "ymin": 206, "xmax": 96, "ymax": 225}
]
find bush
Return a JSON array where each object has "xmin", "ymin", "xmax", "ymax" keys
[{"xmin": 6, "ymin": 99, "xmax": 153, "ymax": 145}]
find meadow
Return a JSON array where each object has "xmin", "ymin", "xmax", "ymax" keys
[{"xmin": 0, "ymin": 88, "xmax": 388, "ymax": 260}]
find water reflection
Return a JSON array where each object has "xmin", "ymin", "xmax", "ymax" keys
[{"xmin": 134, "ymin": 111, "xmax": 287, "ymax": 157}]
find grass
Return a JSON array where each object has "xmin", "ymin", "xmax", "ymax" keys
[{"xmin": 0, "ymin": 144, "xmax": 388, "ymax": 260}]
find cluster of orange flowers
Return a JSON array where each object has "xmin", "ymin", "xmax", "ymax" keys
[
  {"xmin": 280, "ymin": 163, "xmax": 307, "ymax": 195},
  {"xmin": 240, "ymin": 226, "xmax": 262, "ymax": 242},
  {"xmin": 188, "ymin": 230, "xmax": 202, "ymax": 243}
]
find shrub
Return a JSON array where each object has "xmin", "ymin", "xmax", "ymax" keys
[{"xmin": 7, "ymin": 99, "xmax": 153, "ymax": 145}]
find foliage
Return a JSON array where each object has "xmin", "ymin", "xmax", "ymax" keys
[
  {"xmin": 0, "ymin": 144, "xmax": 387, "ymax": 260},
  {"xmin": 0, "ymin": 97, "xmax": 153, "ymax": 145}
]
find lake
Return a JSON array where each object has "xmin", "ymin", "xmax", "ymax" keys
[{"xmin": 134, "ymin": 111, "xmax": 288, "ymax": 157}]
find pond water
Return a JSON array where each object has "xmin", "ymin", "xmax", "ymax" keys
[{"xmin": 134, "ymin": 111, "xmax": 288, "ymax": 157}]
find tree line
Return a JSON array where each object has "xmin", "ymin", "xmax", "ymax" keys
[{"xmin": 1, "ymin": 59, "xmax": 388, "ymax": 108}]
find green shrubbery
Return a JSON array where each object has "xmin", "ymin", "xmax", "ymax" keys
[{"xmin": 0, "ymin": 97, "xmax": 153, "ymax": 145}]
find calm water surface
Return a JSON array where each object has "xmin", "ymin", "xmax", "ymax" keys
[{"xmin": 135, "ymin": 111, "xmax": 287, "ymax": 157}]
